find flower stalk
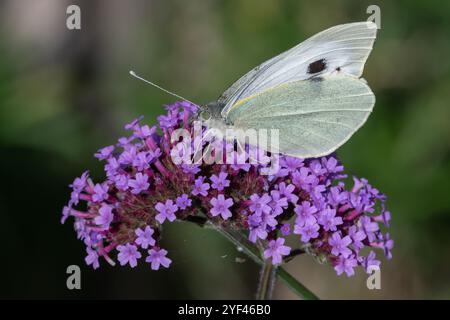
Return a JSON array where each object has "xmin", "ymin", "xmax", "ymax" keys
[
  {"xmin": 206, "ymin": 221, "xmax": 318, "ymax": 300},
  {"xmin": 256, "ymin": 262, "xmax": 276, "ymax": 300}
]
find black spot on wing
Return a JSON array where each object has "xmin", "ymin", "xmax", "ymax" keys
[{"xmin": 307, "ymin": 59, "xmax": 327, "ymax": 74}]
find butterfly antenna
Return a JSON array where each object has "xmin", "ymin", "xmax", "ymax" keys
[{"xmin": 129, "ymin": 70, "xmax": 197, "ymax": 105}]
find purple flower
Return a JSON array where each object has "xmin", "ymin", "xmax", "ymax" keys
[
  {"xmin": 135, "ymin": 226, "xmax": 156, "ymax": 249},
  {"xmin": 85, "ymin": 247, "xmax": 99, "ymax": 269},
  {"xmin": 294, "ymin": 201, "xmax": 318, "ymax": 227},
  {"xmin": 182, "ymin": 164, "xmax": 201, "ymax": 175},
  {"xmin": 249, "ymin": 225, "xmax": 268, "ymax": 243},
  {"xmin": 328, "ymin": 232, "xmax": 352, "ymax": 258},
  {"xmin": 148, "ymin": 148, "xmax": 162, "ymax": 161},
  {"xmin": 308, "ymin": 159, "xmax": 326, "ymax": 176},
  {"xmin": 359, "ymin": 216, "xmax": 379, "ymax": 241},
  {"xmin": 178, "ymin": 100, "xmax": 197, "ymax": 113},
  {"xmin": 310, "ymin": 184, "xmax": 326, "ymax": 201},
  {"xmin": 95, "ymin": 145, "xmax": 114, "ymax": 160},
  {"xmin": 128, "ymin": 172, "xmax": 150, "ymax": 194},
  {"xmin": 132, "ymin": 151, "xmax": 151, "ymax": 171},
  {"xmin": 210, "ymin": 172, "xmax": 230, "ymax": 191},
  {"xmin": 318, "ymin": 208, "xmax": 343, "ymax": 232},
  {"xmin": 118, "ymin": 146, "xmax": 137, "ymax": 165},
  {"xmin": 124, "ymin": 116, "xmax": 143, "ymax": 130},
  {"xmin": 105, "ymin": 157, "xmax": 120, "ymax": 177},
  {"xmin": 296, "ymin": 221, "xmax": 320, "ymax": 243},
  {"xmin": 176, "ymin": 194, "xmax": 192, "ymax": 210},
  {"xmin": 269, "ymin": 190, "xmax": 288, "ymax": 215},
  {"xmin": 117, "ymin": 244, "xmax": 142, "ymax": 267},
  {"xmin": 249, "ymin": 193, "xmax": 272, "ymax": 215},
  {"xmin": 155, "ymin": 199, "xmax": 178, "ymax": 223},
  {"xmin": 262, "ymin": 212, "xmax": 278, "ymax": 227},
  {"xmin": 351, "ymin": 177, "xmax": 365, "ymax": 193},
  {"xmin": 70, "ymin": 190, "xmax": 81, "ymax": 206},
  {"xmin": 382, "ymin": 233, "xmax": 394, "ymax": 260},
  {"xmin": 270, "ymin": 167, "xmax": 289, "ymax": 179},
  {"xmin": 280, "ymin": 223, "xmax": 291, "ymax": 236},
  {"xmin": 92, "ymin": 183, "xmax": 109, "ymax": 202},
  {"xmin": 348, "ymin": 226, "xmax": 366, "ymax": 251},
  {"xmin": 70, "ymin": 171, "xmax": 89, "ymax": 192},
  {"xmin": 146, "ymin": 248, "xmax": 172, "ymax": 270},
  {"xmin": 263, "ymin": 238, "xmax": 291, "ymax": 265},
  {"xmin": 248, "ymin": 212, "xmax": 262, "ymax": 226},
  {"xmin": 192, "ymin": 176, "xmax": 210, "ymax": 196},
  {"xmin": 373, "ymin": 210, "xmax": 391, "ymax": 227},
  {"xmin": 277, "ymin": 182, "xmax": 299, "ymax": 204},
  {"xmin": 113, "ymin": 174, "xmax": 129, "ymax": 191},
  {"xmin": 328, "ymin": 186, "xmax": 348, "ymax": 206},
  {"xmin": 292, "ymin": 167, "xmax": 317, "ymax": 190},
  {"xmin": 363, "ymin": 251, "xmax": 381, "ymax": 273},
  {"xmin": 94, "ymin": 204, "xmax": 114, "ymax": 230},
  {"xmin": 210, "ymin": 195, "xmax": 233, "ymax": 220},
  {"xmin": 158, "ymin": 114, "xmax": 178, "ymax": 129},
  {"xmin": 334, "ymin": 255, "xmax": 358, "ymax": 277},
  {"xmin": 280, "ymin": 157, "xmax": 304, "ymax": 172},
  {"xmin": 83, "ymin": 230, "xmax": 101, "ymax": 247},
  {"xmin": 322, "ymin": 157, "xmax": 343, "ymax": 174},
  {"xmin": 117, "ymin": 136, "xmax": 131, "ymax": 147},
  {"xmin": 61, "ymin": 206, "xmax": 70, "ymax": 224},
  {"xmin": 134, "ymin": 124, "xmax": 156, "ymax": 138}
]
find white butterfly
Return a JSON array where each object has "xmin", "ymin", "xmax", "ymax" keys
[{"xmin": 201, "ymin": 21, "xmax": 377, "ymax": 158}]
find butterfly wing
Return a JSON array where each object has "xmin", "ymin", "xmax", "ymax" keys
[
  {"xmin": 220, "ymin": 21, "xmax": 377, "ymax": 116},
  {"xmin": 226, "ymin": 75, "xmax": 375, "ymax": 158}
]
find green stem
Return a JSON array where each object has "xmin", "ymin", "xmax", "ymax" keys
[
  {"xmin": 207, "ymin": 222, "xmax": 319, "ymax": 300},
  {"xmin": 256, "ymin": 261, "xmax": 276, "ymax": 300}
]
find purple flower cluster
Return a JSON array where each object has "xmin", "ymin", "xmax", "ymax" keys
[{"xmin": 62, "ymin": 101, "xmax": 393, "ymax": 276}]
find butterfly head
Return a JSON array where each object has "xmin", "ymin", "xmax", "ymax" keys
[
  {"xmin": 197, "ymin": 101, "xmax": 233, "ymax": 133},
  {"xmin": 199, "ymin": 101, "xmax": 226, "ymax": 122}
]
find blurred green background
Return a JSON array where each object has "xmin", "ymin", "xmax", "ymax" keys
[{"xmin": 1, "ymin": 0, "xmax": 449, "ymax": 299}]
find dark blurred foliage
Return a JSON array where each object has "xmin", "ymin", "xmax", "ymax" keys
[{"xmin": 0, "ymin": 0, "xmax": 449, "ymax": 299}]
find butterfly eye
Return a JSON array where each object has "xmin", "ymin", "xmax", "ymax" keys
[{"xmin": 199, "ymin": 110, "xmax": 211, "ymax": 121}]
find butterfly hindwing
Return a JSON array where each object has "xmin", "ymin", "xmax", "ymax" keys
[{"xmin": 226, "ymin": 75, "xmax": 375, "ymax": 158}]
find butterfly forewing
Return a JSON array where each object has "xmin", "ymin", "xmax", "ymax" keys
[{"xmin": 220, "ymin": 21, "xmax": 377, "ymax": 116}]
